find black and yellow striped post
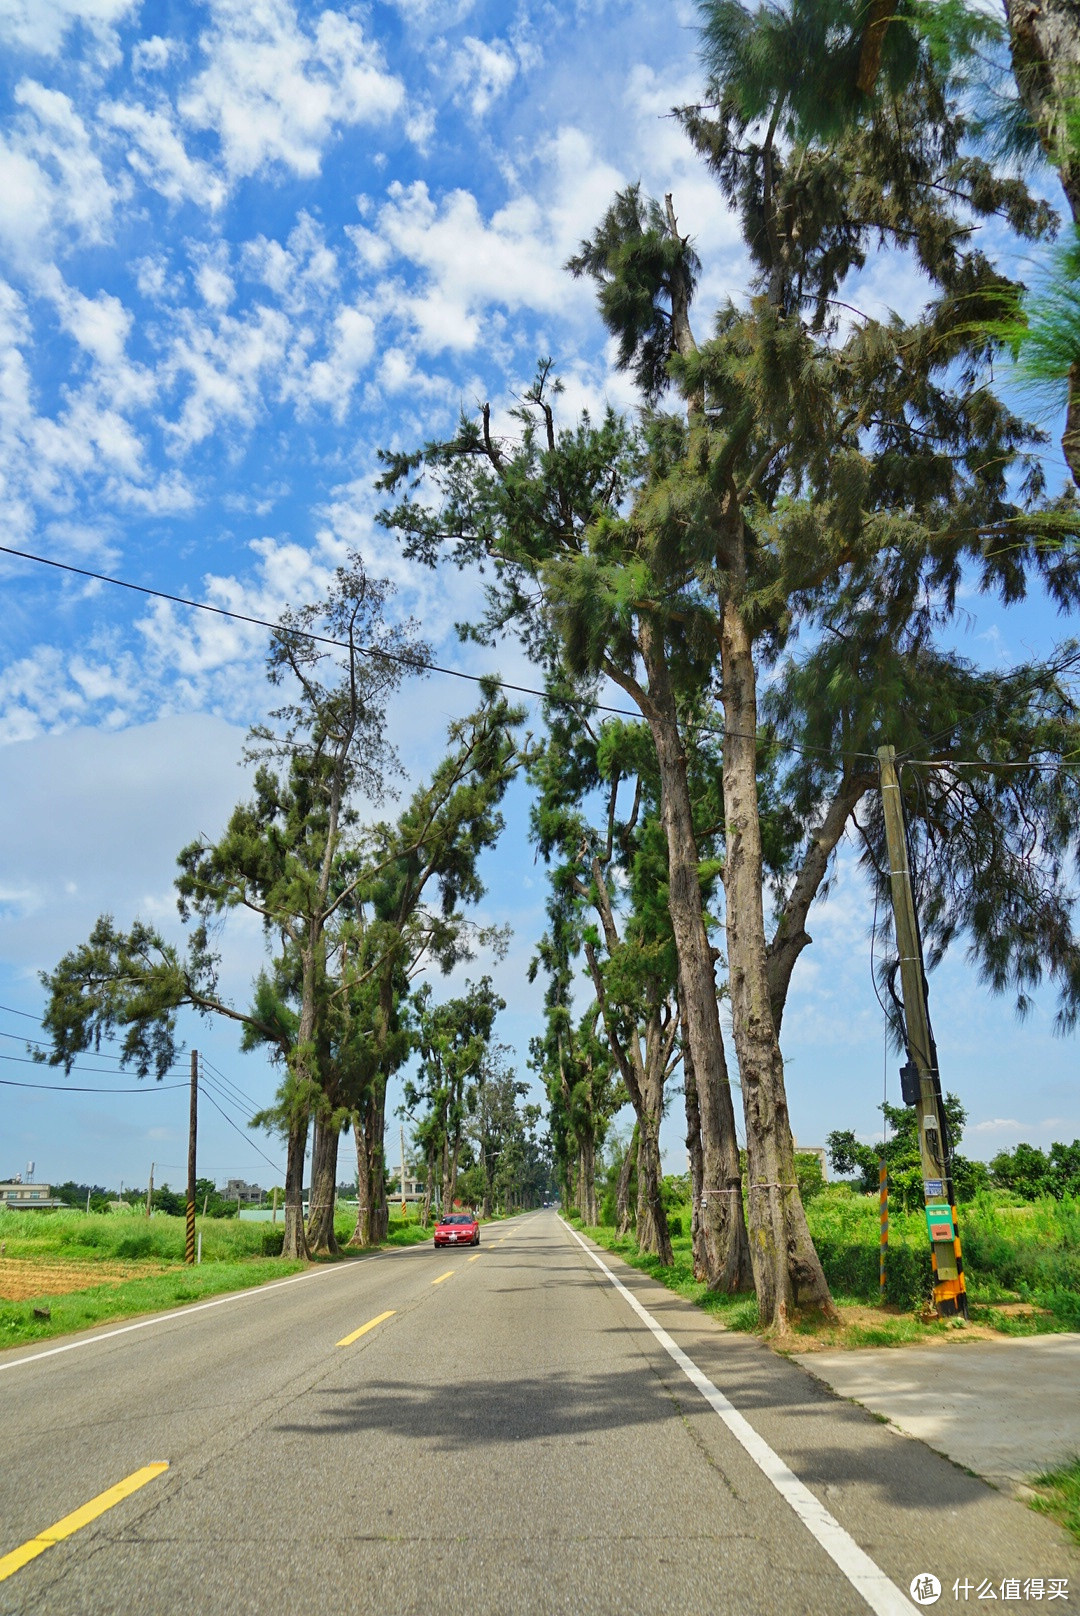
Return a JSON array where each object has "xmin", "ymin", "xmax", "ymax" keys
[
  {"xmin": 185, "ymin": 1049, "xmax": 198, "ymax": 1266},
  {"xmin": 879, "ymin": 1159, "xmax": 888, "ymax": 1302},
  {"xmin": 878, "ymin": 747, "xmax": 968, "ymax": 1319}
]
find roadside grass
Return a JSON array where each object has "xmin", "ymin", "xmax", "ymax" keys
[
  {"xmin": 0, "ymin": 1207, "xmax": 283, "ymax": 1263},
  {"xmin": 0, "ymin": 1258, "xmax": 305, "ymax": 1348},
  {"xmin": 0, "ymin": 1200, "xmax": 436, "ymax": 1345},
  {"xmin": 1030, "ymin": 1458, "xmax": 1080, "ymax": 1548},
  {"xmin": 0, "ymin": 1197, "xmax": 511, "ymax": 1343},
  {"xmin": 567, "ymin": 1186, "xmax": 1080, "ymax": 1347}
]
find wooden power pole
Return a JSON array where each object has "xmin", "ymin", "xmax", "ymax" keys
[
  {"xmin": 186, "ymin": 1050, "xmax": 198, "ymax": 1266},
  {"xmin": 877, "ymin": 747, "xmax": 967, "ymax": 1318}
]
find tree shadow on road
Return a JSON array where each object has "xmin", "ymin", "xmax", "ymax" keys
[{"xmin": 276, "ymin": 1365, "xmax": 675, "ymax": 1451}]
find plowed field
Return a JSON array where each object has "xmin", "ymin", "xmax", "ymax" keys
[{"xmin": 0, "ymin": 1258, "xmax": 162, "ymax": 1302}]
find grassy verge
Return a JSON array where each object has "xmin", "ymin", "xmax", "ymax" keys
[
  {"xmin": 567, "ymin": 1219, "xmax": 761, "ymax": 1331},
  {"xmin": 566, "ymin": 1186, "xmax": 1080, "ymax": 1348},
  {"xmin": 0, "ymin": 1200, "xmax": 503, "ymax": 1345},
  {"xmin": 0, "ymin": 1257, "xmax": 305, "ymax": 1349},
  {"xmin": 1030, "ymin": 1459, "xmax": 1080, "ymax": 1548}
]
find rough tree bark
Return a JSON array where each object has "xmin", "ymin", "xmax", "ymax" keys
[
  {"xmin": 584, "ymin": 858, "xmax": 676, "ymax": 1266},
  {"xmin": 682, "ymin": 1024, "xmax": 707, "ymax": 1281},
  {"xmin": 615, "ymin": 1126, "xmax": 638, "ymax": 1237},
  {"xmin": 282, "ymin": 1109, "xmax": 309, "ymax": 1261},
  {"xmin": 719, "ymin": 507, "xmax": 837, "ymax": 1328},
  {"xmin": 625, "ymin": 620, "xmax": 752, "ymax": 1291},
  {"xmin": 306, "ymin": 1113, "xmax": 341, "ymax": 1256}
]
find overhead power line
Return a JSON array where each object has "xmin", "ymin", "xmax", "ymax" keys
[
  {"xmin": 0, "ymin": 1050, "xmax": 187, "ymax": 1077},
  {"xmin": 198, "ymin": 1082, "xmax": 285, "ymax": 1178},
  {"xmin": 5, "ymin": 543, "xmax": 1080, "ymax": 774},
  {"xmin": 199, "ymin": 1054, "xmax": 262, "ymax": 1113},
  {"xmin": 0, "ymin": 1075, "xmax": 187, "ymax": 1092},
  {"xmin": 0, "ymin": 542, "xmax": 875, "ymax": 765}
]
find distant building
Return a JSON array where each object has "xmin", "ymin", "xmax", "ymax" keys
[
  {"xmin": 391, "ymin": 1170, "xmax": 424, "ymax": 1202},
  {"xmin": 222, "ymin": 1178, "xmax": 263, "ymax": 1204},
  {"xmin": 0, "ymin": 1181, "xmax": 66, "ymax": 1210},
  {"xmin": 793, "ymin": 1139, "xmax": 829, "ymax": 1182}
]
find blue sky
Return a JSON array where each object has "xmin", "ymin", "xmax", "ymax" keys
[{"xmin": 0, "ymin": 0, "xmax": 1076, "ymax": 1196}]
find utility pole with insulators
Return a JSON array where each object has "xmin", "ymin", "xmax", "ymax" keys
[
  {"xmin": 186, "ymin": 1050, "xmax": 198, "ymax": 1265},
  {"xmin": 877, "ymin": 746, "xmax": 968, "ymax": 1319}
]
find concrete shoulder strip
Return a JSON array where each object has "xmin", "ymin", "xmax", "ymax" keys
[{"xmin": 565, "ymin": 1225, "xmax": 917, "ymax": 1616}]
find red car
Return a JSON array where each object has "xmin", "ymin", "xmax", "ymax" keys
[{"xmin": 434, "ymin": 1211, "xmax": 479, "ymax": 1247}]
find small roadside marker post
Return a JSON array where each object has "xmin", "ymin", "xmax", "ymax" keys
[{"xmin": 877, "ymin": 746, "xmax": 968, "ymax": 1319}]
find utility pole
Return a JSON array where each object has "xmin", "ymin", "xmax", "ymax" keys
[
  {"xmin": 145, "ymin": 1162, "xmax": 154, "ymax": 1219},
  {"xmin": 186, "ymin": 1050, "xmax": 198, "ymax": 1265},
  {"xmin": 400, "ymin": 1125, "xmax": 407, "ymax": 1219},
  {"xmin": 877, "ymin": 746, "xmax": 968, "ymax": 1319}
]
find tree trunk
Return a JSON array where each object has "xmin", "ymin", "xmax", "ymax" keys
[
  {"xmin": 306, "ymin": 1114, "xmax": 341, "ymax": 1256},
  {"xmin": 683, "ymin": 1032, "xmax": 707, "ymax": 1281},
  {"xmin": 636, "ymin": 1107, "xmax": 673, "ymax": 1264},
  {"xmin": 420, "ymin": 1142, "xmax": 436, "ymax": 1228},
  {"xmin": 350, "ymin": 1112, "xmax": 371, "ymax": 1245},
  {"xmin": 442, "ymin": 1130, "xmax": 462, "ymax": 1211},
  {"xmin": 583, "ymin": 869, "xmax": 674, "ymax": 1265},
  {"xmin": 720, "ymin": 554, "xmax": 837, "ymax": 1329},
  {"xmin": 579, "ymin": 1133, "xmax": 598, "ymax": 1224},
  {"xmin": 615, "ymin": 1127, "xmax": 637, "ymax": 1236},
  {"xmin": 634, "ymin": 622, "xmax": 752, "ymax": 1292},
  {"xmin": 281, "ymin": 1108, "xmax": 309, "ymax": 1260},
  {"xmin": 363, "ymin": 1079, "xmax": 389, "ymax": 1243}
]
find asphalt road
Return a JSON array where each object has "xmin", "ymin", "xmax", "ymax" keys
[{"xmin": 0, "ymin": 1211, "xmax": 1075, "ymax": 1615}]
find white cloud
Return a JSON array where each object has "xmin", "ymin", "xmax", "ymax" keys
[
  {"xmin": 133, "ymin": 531, "xmax": 345, "ymax": 701},
  {"xmin": 162, "ymin": 302, "xmax": 292, "ymax": 452},
  {"xmin": 0, "ymin": 0, "xmax": 136, "ymax": 59},
  {"xmin": 0, "ymin": 274, "xmax": 176, "ymax": 530},
  {"xmin": 190, "ymin": 242, "xmax": 236, "ymax": 310},
  {"xmin": 100, "ymin": 96, "xmax": 228, "ymax": 211},
  {"xmin": 243, "ymin": 212, "xmax": 339, "ymax": 314},
  {"xmin": 404, "ymin": 98, "xmax": 436, "ymax": 155},
  {"xmin": 287, "ymin": 304, "xmax": 376, "ymax": 419},
  {"xmin": 0, "ymin": 80, "xmax": 118, "ymax": 261},
  {"xmin": 363, "ymin": 171, "xmax": 593, "ymax": 354},
  {"xmin": 179, "ymin": 0, "xmax": 405, "ymax": 182},
  {"xmin": 132, "ymin": 34, "xmax": 180, "ymax": 74},
  {"xmin": 450, "ymin": 36, "xmax": 518, "ymax": 120}
]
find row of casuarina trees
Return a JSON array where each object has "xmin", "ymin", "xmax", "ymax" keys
[
  {"xmin": 380, "ymin": 0, "xmax": 1080, "ymax": 1328},
  {"xmin": 42, "ymin": 1, "xmax": 1080, "ymax": 1325}
]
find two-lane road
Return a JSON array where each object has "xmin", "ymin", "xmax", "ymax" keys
[{"xmin": 1, "ymin": 1212, "xmax": 1075, "ymax": 1614}]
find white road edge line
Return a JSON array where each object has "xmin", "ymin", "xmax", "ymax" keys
[
  {"xmin": 565, "ymin": 1224, "xmax": 917, "ymax": 1616},
  {"xmin": 0, "ymin": 1248, "xmax": 428, "ymax": 1375}
]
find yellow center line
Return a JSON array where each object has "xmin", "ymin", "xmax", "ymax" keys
[
  {"xmin": 0, "ymin": 1463, "xmax": 169, "ymax": 1584},
  {"xmin": 336, "ymin": 1309, "xmax": 395, "ymax": 1348},
  {"xmin": 467, "ymin": 1253, "xmax": 480, "ymax": 1262},
  {"xmin": 432, "ymin": 1270, "xmax": 455, "ymax": 1284}
]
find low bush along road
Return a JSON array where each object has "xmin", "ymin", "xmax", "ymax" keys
[{"xmin": 0, "ymin": 1211, "xmax": 1075, "ymax": 1616}]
